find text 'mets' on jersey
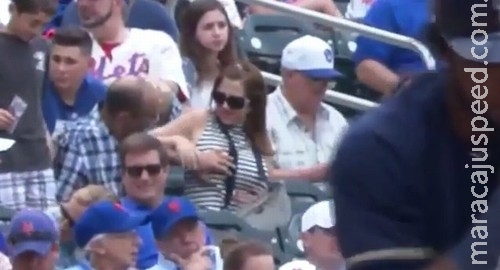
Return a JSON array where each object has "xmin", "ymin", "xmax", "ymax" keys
[
  {"xmin": 90, "ymin": 28, "xmax": 189, "ymax": 99},
  {"xmin": 329, "ymin": 71, "xmax": 500, "ymax": 270}
]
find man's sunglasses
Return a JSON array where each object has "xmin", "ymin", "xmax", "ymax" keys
[
  {"xmin": 212, "ymin": 91, "xmax": 247, "ymax": 110},
  {"xmin": 126, "ymin": 164, "xmax": 163, "ymax": 178}
]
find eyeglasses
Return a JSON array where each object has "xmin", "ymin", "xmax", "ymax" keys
[
  {"xmin": 125, "ymin": 164, "xmax": 163, "ymax": 178},
  {"xmin": 212, "ymin": 91, "xmax": 247, "ymax": 110},
  {"xmin": 60, "ymin": 205, "xmax": 75, "ymax": 227}
]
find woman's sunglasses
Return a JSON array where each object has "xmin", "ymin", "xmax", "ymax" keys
[{"xmin": 212, "ymin": 91, "xmax": 247, "ymax": 110}]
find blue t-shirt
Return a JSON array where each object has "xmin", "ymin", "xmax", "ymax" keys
[
  {"xmin": 42, "ymin": 74, "xmax": 106, "ymax": 134},
  {"xmin": 330, "ymin": 71, "xmax": 500, "ymax": 269},
  {"xmin": 120, "ymin": 197, "xmax": 215, "ymax": 269},
  {"xmin": 61, "ymin": 0, "xmax": 179, "ymax": 42},
  {"xmin": 352, "ymin": 0, "xmax": 429, "ymax": 74}
]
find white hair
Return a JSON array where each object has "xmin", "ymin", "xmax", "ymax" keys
[{"xmin": 84, "ymin": 234, "xmax": 109, "ymax": 252}]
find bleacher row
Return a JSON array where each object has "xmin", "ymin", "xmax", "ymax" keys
[{"xmin": 232, "ymin": 13, "xmax": 380, "ymax": 119}]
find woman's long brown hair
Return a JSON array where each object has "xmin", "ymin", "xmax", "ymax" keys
[
  {"xmin": 213, "ymin": 61, "xmax": 274, "ymax": 156},
  {"xmin": 179, "ymin": 0, "xmax": 237, "ymax": 79}
]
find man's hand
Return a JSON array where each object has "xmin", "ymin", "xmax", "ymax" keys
[
  {"xmin": 170, "ymin": 246, "xmax": 212, "ymax": 270},
  {"xmin": 0, "ymin": 109, "xmax": 14, "ymax": 131}
]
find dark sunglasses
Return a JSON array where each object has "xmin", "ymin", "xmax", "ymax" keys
[
  {"xmin": 60, "ymin": 205, "xmax": 75, "ymax": 227},
  {"xmin": 126, "ymin": 164, "xmax": 163, "ymax": 178},
  {"xmin": 212, "ymin": 91, "xmax": 247, "ymax": 110}
]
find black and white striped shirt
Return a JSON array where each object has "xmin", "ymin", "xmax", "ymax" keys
[{"xmin": 184, "ymin": 115, "xmax": 268, "ymax": 211}]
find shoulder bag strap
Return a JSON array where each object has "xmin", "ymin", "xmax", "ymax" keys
[{"xmin": 214, "ymin": 117, "xmax": 238, "ymax": 208}]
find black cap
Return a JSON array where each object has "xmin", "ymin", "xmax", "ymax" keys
[{"xmin": 433, "ymin": 0, "xmax": 500, "ymax": 63}]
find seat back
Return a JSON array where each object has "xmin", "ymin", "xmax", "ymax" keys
[
  {"xmin": 164, "ymin": 166, "xmax": 185, "ymax": 196},
  {"xmin": 240, "ymin": 15, "xmax": 319, "ymax": 74},
  {"xmin": 285, "ymin": 181, "xmax": 328, "ymax": 204}
]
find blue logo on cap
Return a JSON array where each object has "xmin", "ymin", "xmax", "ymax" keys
[{"xmin": 324, "ymin": 49, "xmax": 333, "ymax": 63}]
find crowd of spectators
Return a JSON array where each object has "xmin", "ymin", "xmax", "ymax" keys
[{"xmin": 0, "ymin": 0, "xmax": 464, "ymax": 268}]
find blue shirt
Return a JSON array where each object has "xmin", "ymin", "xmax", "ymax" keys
[
  {"xmin": 42, "ymin": 74, "xmax": 106, "ymax": 134},
  {"xmin": 352, "ymin": 0, "xmax": 429, "ymax": 74},
  {"xmin": 61, "ymin": 0, "xmax": 179, "ymax": 42},
  {"xmin": 121, "ymin": 197, "xmax": 160, "ymax": 270},
  {"xmin": 330, "ymin": 71, "xmax": 500, "ymax": 269},
  {"xmin": 120, "ymin": 197, "xmax": 215, "ymax": 269}
]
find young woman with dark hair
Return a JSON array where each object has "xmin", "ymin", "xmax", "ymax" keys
[{"xmin": 178, "ymin": 0, "xmax": 238, "ymax": 109}]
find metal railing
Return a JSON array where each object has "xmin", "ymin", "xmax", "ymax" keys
[
  {"xmin": 238, "ymin": 0, "xmax": 436, "ymax": 70},
  {"xmin": 261, "ymin": 72, "xmax": 377, "ymax": 111},
  {"xmin": 237, "ymin": 0, "xmax": 437, "ymax": 110}
]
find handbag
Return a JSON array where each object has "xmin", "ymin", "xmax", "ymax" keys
[{"xmin": 215, "ymin": 117, "xmax": 292, "ymax": 231}]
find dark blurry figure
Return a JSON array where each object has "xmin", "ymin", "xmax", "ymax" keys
[{"xmin": 330, "ymin": 0, "xmax": 500, "ymax": 269}]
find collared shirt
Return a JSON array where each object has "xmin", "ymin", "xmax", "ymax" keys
[
  {"xmin": 266, "ymin": 87, "xmax": 348, "ymax": 170},
  {"xmin": 54, "ymin": 117, "xmax": 120, "ymax": 202}
]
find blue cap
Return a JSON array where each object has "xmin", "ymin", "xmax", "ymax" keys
[
  {"xmin": 150, "ymin": 197, "xmax": 199, "ymax": 239},
  {"xmin": 434, "ymin": 0, "xmax": 500, "ymax": 63},
  {"xmin": 7, "ymin": 209, "xmax": 58, "ymax": 258},
  {"xmin": 73, "ymin": 201, "xmax": 149, "ymax": 248}
]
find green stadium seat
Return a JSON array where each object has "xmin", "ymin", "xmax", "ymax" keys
[{"xmin": 164, "ymin": 166, "xmax": 185, "ymax": 196}]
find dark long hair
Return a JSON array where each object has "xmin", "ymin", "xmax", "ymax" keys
[
  {"xmin": 213, "ymin": 61, "xmax": 273, "ymax": 156},
  {"xmin": 179, "ymin": 0, "xmax": 237, "ymax": 78}
]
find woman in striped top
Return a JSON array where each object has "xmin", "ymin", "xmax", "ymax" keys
[{"xmin": 151, "ymin": 61, "xmax": 273, "ymax": 211}]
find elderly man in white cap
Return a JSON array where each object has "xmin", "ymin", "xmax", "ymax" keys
[
  {"xmin": 280, "ymin": 200, "xmax": 345, "ymax": 270},
  {"xmin": 266, "ymin": 35, "xmax": 348, "ymax": 188}
]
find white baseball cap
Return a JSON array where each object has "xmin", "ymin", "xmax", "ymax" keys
[
  {"xmin": 278, "ymin": 259, "xmax": 316, "ymax": 270},
  {"xmin": 301, "ymin": 200, "xmax": 336, "ymax": 233},
  {"xmin": 297, "ymin": 200, "xmax": 336, "ymax": 251},
  {"xmin": 281, "ymin": 35, "xmax": 342, "ymax": 80}
]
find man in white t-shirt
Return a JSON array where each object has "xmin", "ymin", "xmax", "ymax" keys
[
  {"xmin": 266, "ymin": 35, "xmax": 348, "ymax": 188},
  {"xmin": 280, "ymin": 200, "xmax": 345, "ymax": 270},
  {"xmin": 76, "ymin": 0, "xmax": 189, "ymax": 103}
]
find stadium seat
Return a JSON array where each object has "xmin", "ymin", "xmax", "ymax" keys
[
  {"xmin": 0, "ymin": 206, "xmax": 13, "ymax": 222},
  {"xmin": 285, "ymin": 181, "xmax": 328, "ymax": 203},
  {"xmin": 240, "ymin": 14, "xmax": 325, "ymax": 74},
  {"xmin": 165, "ymin": 166, "xmax": 185, "ymax": 196},
  {"xmin": 200, "ymin": 210, "xmax": 292, "ymax": 264}
]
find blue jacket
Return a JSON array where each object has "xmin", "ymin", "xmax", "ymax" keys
[{"xmin": 42, "ymin": 74, "xmax": 106, "ymax": 134}]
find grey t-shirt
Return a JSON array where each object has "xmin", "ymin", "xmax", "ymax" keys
[{"xmin": 0, "ymin": 33, "xmax": 51, "ymax": 172}]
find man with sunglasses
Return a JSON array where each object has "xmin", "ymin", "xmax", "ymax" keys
[
  {"xmin": 330, "ymin": 0, "xmax": 500, "ymax": 269},
  {"xmin": 119, "ymin": 133, "xmax": 214, "ymax": 270},
  {"xmin": 266, "ymin": 35, "xmax": 348, "ymax": 188},
  {"xmin": 55, "ymin": 76, "xmax": 169, "ymax": 202}
]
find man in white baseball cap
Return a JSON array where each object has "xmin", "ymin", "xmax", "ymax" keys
[
  {"xmin": 279, "ymin": 200, "xmax": 345, "ymax": 270},
  {"xmin": 266, "ymin": 35, "xmax": 348, "ymax": 188}
]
